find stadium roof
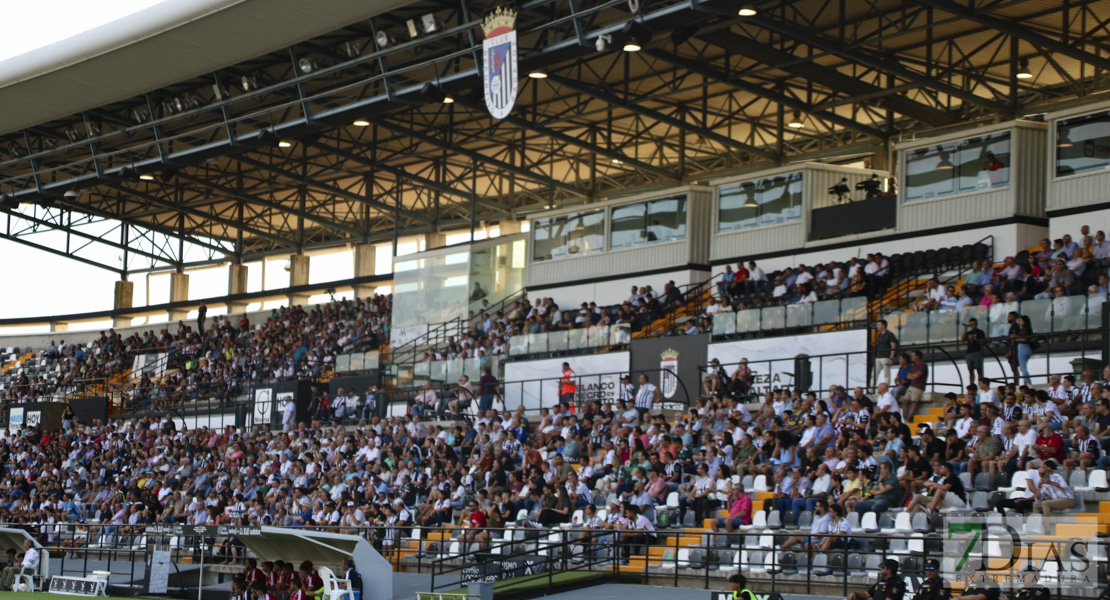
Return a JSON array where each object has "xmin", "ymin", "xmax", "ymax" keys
[{"xmin": 0, "ymin": 0, "xmax": 1106, "ymax": 274}]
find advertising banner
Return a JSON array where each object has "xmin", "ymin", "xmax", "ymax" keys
[
  {"xmin": 630, "ymin": 333, "xmax": 710, "ymax": 409},
  {"xmin": 503, "ymin": 352, "xmax": 629, "ymax": 411},
  {"xmin": 708, "ymin": 329, "xmax": 868, "ymax": 396}
]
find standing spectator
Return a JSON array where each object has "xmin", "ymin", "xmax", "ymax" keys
[
  {"xmin": 903, "ymin": 350, "xmax": 928, "ymax": 419},
  {"xmin": 962, "ymin": 318, "xmax": 986, "ymax": 386},
  {"xmin": 1011, "ymin": 315, "xmax": 1035, "ymax": 385},
  {"xmin": 634, "ymin": 374, "xmax": 660, "ymax": 419},
  {"xmin": 477, "ymin": 368, "xmax": 500, "ymax": 414},
  {"xmin": 197, "ymin": 301, "xmax": 208, "ymax": 334},
  {"xmin": 281, "ymin": 396, "xmax": 296, "ymax": 433},
  {"xmin": 559, "ymin": 363, "xmax": 577, "ymax": 411},
  {"xmin": 873, "ymin": 320, "xmax": 898, "ymax": 386}
]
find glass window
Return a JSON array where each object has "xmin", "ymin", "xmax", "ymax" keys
[
  {"xmin": 1056, "ymin": 110, "xmax": 1110, "ymax": 177},
  {"xmin": 531, "ymin": 210, "xmax": 604, "ymax": 261},
  {"xmin": 904, "ymin": 132, "xmax": 1011, "ymax": 202},
  {"xmin": 609, "ymin": 194, "xmax": 687, "ymax": 249},
  {"xmin": 718, "ymin": 172, "xmax": 803, "ymax": 232}
]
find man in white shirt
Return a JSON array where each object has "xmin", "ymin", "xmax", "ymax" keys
[
  {"xmin": 618, "ymin": 503, "xmax": 657, "ymax": 562},
  {"xmin": 0, "ymin": 539, "xmax": 39, "ymax": 590},
  {"xmin": 779, "ymin": 498, "xmax": 831, "ymax": 550},
  {"xmin": 954, "ymin": 405, "xmax": 976, "ymax": 440},
  {"xmin": 874, "ymin": 383, "xmax": 898, "ymax": 416},
  {"xmin": 1013, "ymin": 420, "xmax": 1039, "ymax": 466},
  {"xmin": 282, "ymin": 397, "xmax": 296, "ymax": 433},
  {"xmin": 772, "ymin": 278, "xmax": 788, "ymax": 298}
]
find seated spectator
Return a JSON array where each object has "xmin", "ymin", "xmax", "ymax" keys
[
  {"xmin": 906, "ymin": 461, "xmax": 966, "ymax": 514},
  {"xmin": 1031, "ymin": 459, "xmax": 1074, "ymax": 516}
]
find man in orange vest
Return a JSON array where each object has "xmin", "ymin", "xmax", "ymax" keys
[{"xmin": 559, "ymin": 362, "xmax": 577, "ymax": 413}]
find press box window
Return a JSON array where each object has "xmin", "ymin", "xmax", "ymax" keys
[
  {"xmin": 717, "ymin": 172, "xmax": 803, "ymax": 232},
  {"xmin": 609, "ymin": 194, "xmax": 687, "ymax": 250}
]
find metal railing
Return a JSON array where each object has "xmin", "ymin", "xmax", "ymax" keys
[{"xmin": 711, "ymin": 296, "xmax": 869, "ymax": 338}]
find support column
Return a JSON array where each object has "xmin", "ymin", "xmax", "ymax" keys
[
  {"xmin": 113, "ymin": 280, "xmax": 134, "ymax": 328},
  {"xmin": 227, "ymin": 264, "xmax": 249, "ymax": 314},
  {"xmin": 169, "ymin": 273, "xmax": 189, "ymax": 322},
  {"xmin": 499, "ymin": 220, "xmax": 524, "ymax": 235},
  {"xmin": 353, "ymin": 244, "xmax": 377, "ymax": 299},
  {"xmin": 288, "ymin": 254, "xmax": 310, "ymax": 306},
  {"xmin": 424, "ymin": 232, "xmax": 447, "ymax": 251}
]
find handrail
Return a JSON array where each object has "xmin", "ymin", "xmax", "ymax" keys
[{"xmin": 635, "ymin": 273, "xmax": 724, "ymax": 338}]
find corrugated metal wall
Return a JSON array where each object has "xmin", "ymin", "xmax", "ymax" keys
[
  {"xmin": 526, "ymin": 186, "xmax": 712, "ymax": 287},
  {"xmin": 1014, "ymin": 126, "xmax": 1047, "ymax": 217},
  {"xmin": 709, "ymin": 164, "xmax": 888, "ymax": 261},
  {"xmin": 896, "ymin": 121, "xmax": 1045, "ymax": 232},
  {"xmin": 1047, "ymin": 100, "xmax": 1110, "ymax": 213}
]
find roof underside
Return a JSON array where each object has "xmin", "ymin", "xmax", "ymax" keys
[{"xmin": 0, "ymin": 0, "xmax": 1107, "ymax": 274}]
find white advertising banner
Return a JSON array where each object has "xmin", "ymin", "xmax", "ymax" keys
[
  {"xmin": 252, "ymin": 388, "xmax": 274, "ymax": 428},
  {"xmin": 8, "ymin": 407, "xmax": 23, "ymax": 433},
  {"xmin": 390, "ymin": 324, "xmax": 429, "ymax": 347},
  {"xmin": 708, "ymin": 329, "xmax": 868, "ymax": 396},
  {"xmin": 504, "ymin": 352, "xmax": 629, "ymax": 412}
]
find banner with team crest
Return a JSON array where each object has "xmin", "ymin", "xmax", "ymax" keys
[{"xmin": 481, "ymin": 7, "xmax": 519, "ymax": 119}]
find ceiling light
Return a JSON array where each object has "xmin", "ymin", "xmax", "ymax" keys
[
  {"xmin": 422, "ymin": 14, "xmax": 438, "ymax": 34},
  {"xmin": 595, "ymin": 34, "xmax": 611, "ymax": 52},
  {"xmin": 241, "ymin": 75, "xmax": 258, "ymax": 91},
  {"xmin": 787, "ymin": 112, "xmax": 804, "ymax": 129},
  {"xmin": 298, "ymin": 58, "xmax": 315, "ymax": 74},
  {"xmin": 442, "ymin": 95, "xmax": 455, "ymax": 104},
  {"xmin": 611, "ymin": 159, "xmax": 623, "ymax": 165},
  {"xmin": 119, "ymin": 167, "xmax": 140, "ymax": 182},
  {"xmin": 528, "ymin": 70, "xmax": 548, "ymax": 79},
  {"xmin": 1057, "ymin": 132, "xmax": 1073, "ymax": 148},
  {"xmin": 622, "ymin": 21, "xmax": 652, "ymax": 52},
  {"xmin": 139, "ymin": 174, "xmax": 155, "ymax": 181},
  {"xmin": 131, "ymin": 109, "xmax": 150, "ymax": 124},
  {"xmin": 278, "ymin": 140, "xmax": 293, "ymax": 148},
  {"xmin": 353, "ymin": 119, "xmax": 371, "ymax": 127},
  {"xmin": 375, "ymin": 30, "xmax": 393, "ymax": 49},
  {"xmin": 406, "ymin": 19, "xmax": 420, "ymax": 39},
  {"xmin": 936, "ymin": 153, "xmax": 955, "ymax": 170},
  {"xmin": 212, "ymin": 84, "xmax": 230, "ymax": 101},
  {"xmin": 738, "ymin": 7, "xmax": 757, "ymax": 16},
  {"xmin": 744, "ymin": 197, "xmax": 758, "ymax": 208},
  {"xmin": 1016, "ymin": 58, "xmax": 1033, "ymax": 80}
]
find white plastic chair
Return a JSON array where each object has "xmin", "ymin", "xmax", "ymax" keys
[
  {"xmin": 743, "ymin": 511, "xmax": 768, "ymax": 532},
  {"xmin": 860, "ymin": 512, "xmax": 879, "ymax": 532},
  {"xmin": 1076, "ymin": 470, "xmax": 1108, "ymax": 493},
  {"xmin": 999, "ymin": 471, "xmax": 1028, "ymax": 493},
  {"xmin": 752, "ymin": 475, "xmax": 769, "ymax": 492},
  {"xmin": 318, "ymin": 567, "xmax": 355, "ymax": 600}
]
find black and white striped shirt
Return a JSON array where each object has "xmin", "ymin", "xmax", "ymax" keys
[{"xmin": 635, "ymin": 384, "xmax": 657, "ymax": 410}]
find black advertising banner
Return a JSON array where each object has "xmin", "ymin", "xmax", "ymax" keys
[
  {"xmin": 630, "ymin": 333, "xmax": 710, "ymax": 409},
  {"xmin": 461, "ymin": 555, "xmax": 547, "ymax": 584},
  {"xmin": 69, "ymin": 396, "xmax": 109, "ymax": 426}
]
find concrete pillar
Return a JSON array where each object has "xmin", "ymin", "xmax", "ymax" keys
[
  {"xmin": 49, "ymin": 322, "xmax": 68, "ymax": 332},
  {"xmin": 424, "ymin": 232, "xmax": 447, "ymax": 251},
  {"xmin": 169, "ymin": 273, "xmax": 189, "ymax": 321},
  {"xmin": 113, "ymin": 280, "xmax": 134, "ymax": 328},
  {"xmin": 499, "ymin": 220, "xmax": 524, "ymax": 235},
  {"xmin": 288, "ymin": 254, "xmax": 310, "ymax": 306},
  {"xmin": 353, "ymin": 244, "xmax": 377, "ymax": 299},
  {"xmin": 227, "ymin": 264, "xmax": 249, "ymax": 314}
]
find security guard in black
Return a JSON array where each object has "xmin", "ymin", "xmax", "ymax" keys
[
  {"xmin": 1012, "ymin": 566, "xmax": 1049, "ymax": 600},
  {"xmin": 848, "ymin": 559, "xmax": 907, "ymax": 600},
  {"xmin": 915, "ymin": 559, "xmax": 951, "ymax": 600}
]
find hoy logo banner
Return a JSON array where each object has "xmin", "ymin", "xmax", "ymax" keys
[{"xmin": 482, "ymin": 7, "xmax": 518, "ymax": 119}]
